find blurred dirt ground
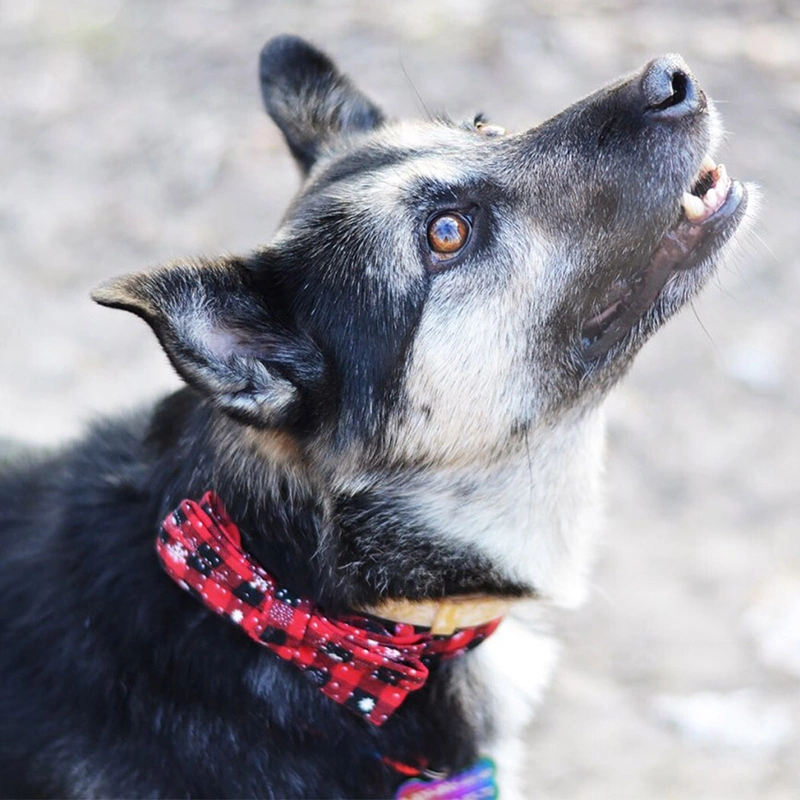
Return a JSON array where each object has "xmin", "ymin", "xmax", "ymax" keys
[{"xmin": 1, "ymin": 1, "xmax": 798, "ymax": 797}]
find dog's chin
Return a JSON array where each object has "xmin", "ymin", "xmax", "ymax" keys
[{"xmin": 580, "ymin": 162, "xmax": 750, "ymax": 363}]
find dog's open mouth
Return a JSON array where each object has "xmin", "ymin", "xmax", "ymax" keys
[{"xmin": 581, "ymin": 157, "xmax": 747, "ymax": 360}]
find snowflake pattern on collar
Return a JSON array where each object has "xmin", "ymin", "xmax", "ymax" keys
[{"xmin": 156, "ymin": 492, "xmax": 503, "ymax": 726}]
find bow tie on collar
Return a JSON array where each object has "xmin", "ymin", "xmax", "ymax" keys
[{"xmin": 157, "ymin": 491, "xmax": 502, "ymax": 726}]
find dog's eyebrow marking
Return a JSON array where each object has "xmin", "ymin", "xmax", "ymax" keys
[
  {"xmin": 399, "ymin": 175, "xmax": 513, "ymax": 217},
  {"xmin": 309, "ymin": 146, "xmax": 419, "ymax": 194}
]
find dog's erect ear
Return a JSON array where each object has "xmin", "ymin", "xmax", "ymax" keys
[
  {"xmin": 259, "ymin": 35, "xmax": 385, "ymax": 173},
  {"xmin": 92, "ymin": 256, "xmax": 326, "ymax": 428}
]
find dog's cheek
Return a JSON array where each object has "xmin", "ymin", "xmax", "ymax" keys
[
  {"xmin": 388, "ymin": 294, "xmax": 534, "ymax": 467},
  {"xmin": 382, "ymin": 232, "xmax": 558, "ymax": 467}
]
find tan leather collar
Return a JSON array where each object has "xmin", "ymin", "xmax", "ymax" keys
[{"xmin": 360, "ymin": 594, "xmax": 519, "ymax": 636}]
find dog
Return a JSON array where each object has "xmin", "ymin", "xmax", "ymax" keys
[{"xmin": 0, "ymin": 35, "xmax": 751, "ymax": 798}]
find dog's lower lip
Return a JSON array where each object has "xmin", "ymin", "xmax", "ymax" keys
[{"xmin": 581, "ymin": 178, "xmax": 746, "ymax": 360}]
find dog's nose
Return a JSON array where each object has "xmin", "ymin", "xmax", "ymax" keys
[{"xmin": 641, "ymin": 55, "xmax": 705, "ymax": 118}]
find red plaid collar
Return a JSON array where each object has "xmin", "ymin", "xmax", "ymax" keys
[{"xmin": 156, "ymin": 491, "xmax": 502, "ymax": 726}]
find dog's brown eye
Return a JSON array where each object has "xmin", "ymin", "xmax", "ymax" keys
[{"xmin": 427, "ymin": 213, "xmax": 471, "ymax": 258}]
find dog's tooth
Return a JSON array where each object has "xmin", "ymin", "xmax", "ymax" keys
[
  {"xmin": 716, "ymin": 164, "xmax": 731, "ymax": 198},
  {"xmin": 701, "ymin": 155, "xmax": 717, "ymax": 173},
  {"xmin": 682, "ymin": 191, "xmax": 707, "ymax": 222},
  {"xmin": 703, "ymin": 187, "xmax": 719, "ymax": 209}
]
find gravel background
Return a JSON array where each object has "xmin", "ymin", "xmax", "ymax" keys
[{"xmin": 1, "ymin": 1, "xmax": 798, "ymax": 797}]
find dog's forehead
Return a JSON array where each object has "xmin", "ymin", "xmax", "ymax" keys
[{"xmin": 300, "ymin": 120, "xmax": 510, "ymax": 208}]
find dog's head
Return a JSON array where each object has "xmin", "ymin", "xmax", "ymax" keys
[{"xmin": 94, "ymin": 36, "xmax": 751, "ymax": 601}]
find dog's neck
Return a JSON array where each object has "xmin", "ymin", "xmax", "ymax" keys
[
  {"xmin": 394, "ymin": 407, "xmax": 607, "ymax": 608},
  {"xmin": 164, "ymin": 393, "xmax": 605, "ymax": 612}
]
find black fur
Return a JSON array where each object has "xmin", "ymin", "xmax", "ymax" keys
[
  {"xmin": 0, "ymin": 392, "xmax": 498, "ymax": 797},
  {"xmin": 260, "ymin": 35, "xmax": 385, "ymax": 174}
]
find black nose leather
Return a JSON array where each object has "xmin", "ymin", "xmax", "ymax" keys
[{"xmin": 642, "ymin": 55, "xmax": 704, "ymax": 117}]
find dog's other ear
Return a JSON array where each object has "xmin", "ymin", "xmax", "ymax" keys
[
  {"xmin": 92, "ymin": 256, "xmax": 326, "ymax": 428},
  {"xmin": 259, "ymin": 35, "xmax": 385, "ymax": 174}
]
